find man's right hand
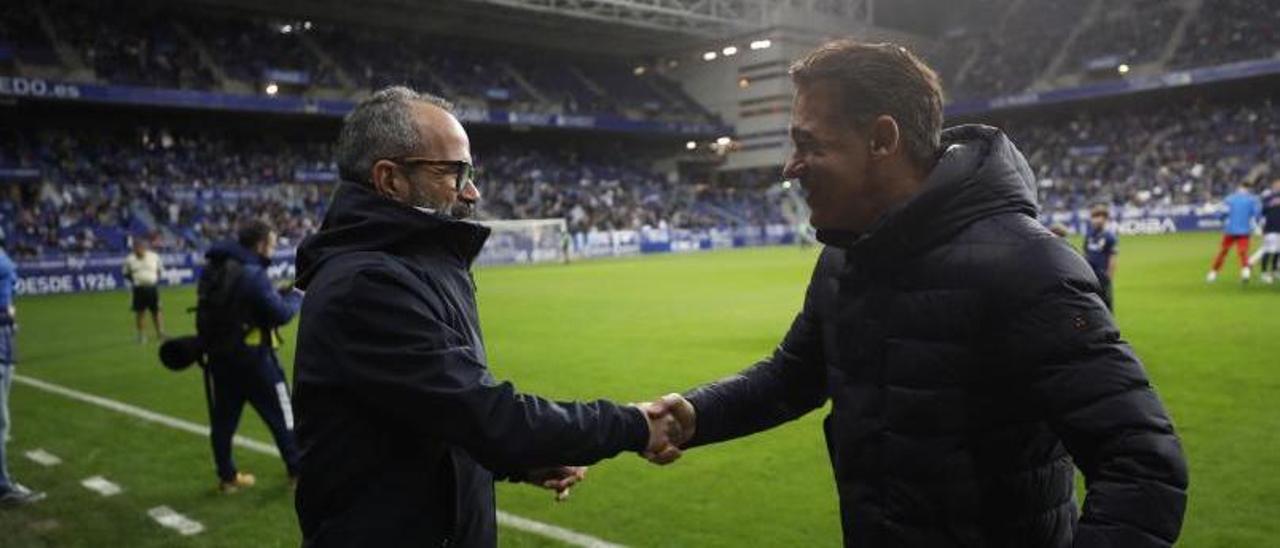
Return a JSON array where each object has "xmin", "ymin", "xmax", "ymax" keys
[{"xmin": 634, "ymin": 393, "xmax": 696, "ymax": 465}]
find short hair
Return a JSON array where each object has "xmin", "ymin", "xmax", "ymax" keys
[
  {"xmin": 237, "ymin": 219, "xmax": 274, "ymax": 249},
  {"xmin": 1090, "ymin": 205, "xmax": 1110, "ymax": 219},
  {"xmin": 789, "ymin": 40, "xmax": 943, "ymax": 169},
  {"xmin": 336, "ymin": 86, "xmax": 454, "ymax": 183}
]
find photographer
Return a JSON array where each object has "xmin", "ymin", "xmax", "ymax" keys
[{"xmin": 196, "ymin": 220, "xmax": 302, "ymax": 493}]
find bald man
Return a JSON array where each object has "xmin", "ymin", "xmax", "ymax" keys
[{"xmin": 291, "ymin": 87, "xmax": 683, "ymax": 547}]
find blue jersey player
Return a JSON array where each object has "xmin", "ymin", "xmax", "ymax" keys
[
  {"xmin": 1083, "ymin": 205, "xmax": 1118, "ymax": 310},
  {"xmin": 1259, "ymin": 179, "xmax": 1280, "ymax": 285}
]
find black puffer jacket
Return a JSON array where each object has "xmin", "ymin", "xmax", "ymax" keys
[
  {"xmin": 292, "ymin": 182, "xmax": 650, "ymax": 547},
  {"xmin": 686, "ymin": 125, "xmax": 1188, "ymax": 547}
]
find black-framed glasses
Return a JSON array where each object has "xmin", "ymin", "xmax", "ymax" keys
[{"xmin": 384, "ymin": 157, "xmax": 476, "ymax": 192}]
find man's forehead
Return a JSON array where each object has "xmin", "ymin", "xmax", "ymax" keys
[
  {"xmin": 791, "ymin": 83, "xmax": 844, "ymax": 137},
  {"xmin": 410, "ymin": 102, "xmax": 470, "ymax": 156}
]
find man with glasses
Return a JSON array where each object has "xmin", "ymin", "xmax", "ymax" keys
[{"xmin": 291, "ymin": 86, "xmax": 683, "ymax": 547}]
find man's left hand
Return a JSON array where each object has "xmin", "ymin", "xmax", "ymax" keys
[{"xmin": 524, "ymin": 466, "xmax": 587, "ymax": 502}]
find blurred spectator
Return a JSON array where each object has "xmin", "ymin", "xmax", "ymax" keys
[
  {"xmin": 10, "ymin": 0, "xmax": 713, "ymax": 124},
  {"xmin": 1004, "ymin": 95, "xmax": 1280, "ymax": 214},
  {"xmin": 0, "ymin": 129, "xmax": 781, "ymax": 258},
  {"xmin": 1066, "ymin": 3, "xmax": 1184, "ymax": 72},
  {"xmin": 1173, "ymin": 0, "xmax": 1280, "ymax": 69},
  {"xmin": 46, "ymin": 0, "xmax": 215, "ymax": 89}
]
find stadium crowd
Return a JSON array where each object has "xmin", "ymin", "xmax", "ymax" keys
[
  {"xmin": 923, "ymin": 0, "xmax": 1275, "ymax": 100},
  {"xmin": 0, "ymin": 128, "xmax": 786, "ymax": 258},
  {"xmin": 1172, "ymin": 0, "xmax": 1280, "ymax": 69},
  {"xmin": 1, "ymin": 0, "xmax": 712, "ymax": 124},
  {"xmin": 1, "ymin": 0, "xmax": 1277, "ymax": 259},
  {"xmin": 1063, "ymin": 1, "xmax": 1183, "ymax": 72},
  {"xmin": 2, "ymin": 90, "xmax": 1276, "ymax": 258},
  {"xmin": 1004, "ymin": 95, "xmax": 1280, "ymax": 212},
  {"xmin": 5, "ymin": 0, "xmax": 1279, "ymax": 111}
]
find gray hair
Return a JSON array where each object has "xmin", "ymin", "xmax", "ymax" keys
[{"xmin": 336, "ymin": 86, "xmax": 454, "ymax": 183}]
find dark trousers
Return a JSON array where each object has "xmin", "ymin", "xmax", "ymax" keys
[
  {"xmin": 1098, "ymin": 274, "xmax": 1114, "ymax": 311},
  {"xmin": 0, "ymin": 326, "xmax": 13, "ymax": 491},
  {"xmin": 203, "ymin": 348, "xmax": 299, "ymax": 482}
]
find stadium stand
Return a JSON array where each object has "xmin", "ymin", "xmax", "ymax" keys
[
  {"xmin": 1, "ymin": 0, "xmax": 715, "ymax": 123},
  {"xmin": 6, "ymin": 0, "xmax": 1278, "ymax": 106},
  {"xmin": 1172, "ymin": 0, "xmax": 1280, "ymax": 69},
  {"xmin": 0, "ymin": 1, "xmax": 61, "ymax": 70},
  {"xmin": 44, "ymin": 0, "xmax": 217, "ymax": 90},
  {"xmin": 1063, "ymin": 1, "xmax": 1184, "ymax": 73},
  {"xmin": 0, "ymin": 125, "xmax": 785, "ymax": 258},
  {"xmin": 2, "ymin": 0, "xmax": 1279, "ymax": 259},
  {"xmin": 5, "ymin": 88, "xmax": 1275, "ymax": 258},
  {"xmin": 1002, "ymin": 94, "xmax": 1280, "ymax": 212}
]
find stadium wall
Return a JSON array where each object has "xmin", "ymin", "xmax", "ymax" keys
[
  {"xmin": 13, "ymin": 224, "xmax": 797, "ymax": 296},
  {"xmin": 0, "ymin": 76, "xmax": 728, "ymax": 137},
  {"xmin": 13, "ymin": 203, "xmax": 1233, "ymax": 296}
]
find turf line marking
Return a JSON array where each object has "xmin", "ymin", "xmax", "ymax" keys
[
  {"xmin": 80, "ymin": 475, "xmax": 124, "ymax": 497},
  {"xmin": 24, "ymin": 448, "xmax": 62, "ymax": 466},
  {"xmin": 496, "ymin": 512, "xmax": 626, "ymax": 548},
  {"xmin": 13, "ymin": 373, "xmax": 628, "ymax": 548},
  {"xmin": 148, "ymin": 506, "xmax": 205, "ymax": 536},
  {"xmin": 13, "ymin": 374, "xmax": 278, "ymax": 455}
]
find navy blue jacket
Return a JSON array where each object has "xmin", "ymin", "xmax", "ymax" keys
[
  {"xmin": 1262, "ymin": 190, "xmax": 1280, "ymax": 233},
  {"xmin": 1083, "ymin": 226, "xmax": 1117, "ymax": 281},
  {"xmin": 685, "ymin": 125, "xmax": 1188, "ymax": 547},
  {"xmin": 203, "ymin": 241, "xmax": 301, "ymax": 365},
  {"xmin": 291, "ymin": 182, "xmax": 649, "ymax": 548},
  {"xmin": 0, "ymin": 247, "xmax": 15, "ymax": 326}
]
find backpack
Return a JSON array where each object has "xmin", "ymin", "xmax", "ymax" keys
[{"xmin": 196, "ymin": 256, "xmax": 248, "ymax": 354}]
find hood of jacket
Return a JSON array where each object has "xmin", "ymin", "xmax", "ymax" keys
[
  {"xmin": 817, "ymin": 124, "xmax": 1039, "ymax": 262},
  {"xmin": 295, "ymin": 181, "xmax": 490, "ymax": 289},
  {"xmin": 205, "ymin": 240, "xmax": 269, "ymax": 267}
]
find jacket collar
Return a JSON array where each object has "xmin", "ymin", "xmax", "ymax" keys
[
  {"xmin": 206, "ymin": 240, "xmax": 269, "ymax": 266},
  {"xmin": 295, "ymin": 181, "xmax": 490, "ymax": 289},
  {"xmin": 818, "ymin": 124, "xmax": 1039, "ymax": 265}
]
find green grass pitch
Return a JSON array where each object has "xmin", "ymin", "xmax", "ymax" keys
[{"xmin": 1, "ymin": 231, "xmax": 1276, "ymax": 546}]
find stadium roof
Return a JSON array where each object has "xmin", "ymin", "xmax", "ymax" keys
[{"xmin": 183, "ymin": 0, "xmax": 880, "ymax": 56}]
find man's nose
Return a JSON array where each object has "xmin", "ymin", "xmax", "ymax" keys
[
  {"xmin": 782, "ymin": 158, "xmax": 804, "ymax": 181},
  {"xmin": 460, "ymin": 179, "xmax": 481, "ymax": 202}
]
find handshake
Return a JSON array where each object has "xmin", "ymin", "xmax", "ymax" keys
[
  {"xmin": 636, "ymin": 393, "xmax": 697, "ymax": 465},
  {"xmin": 523, "ymin": 393, "xmax": 695, "ymax": 502}
]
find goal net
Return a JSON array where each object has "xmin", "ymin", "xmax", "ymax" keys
[{"xmin": 476, "ymin": 218, "xmax": 570, "ymax": 266}]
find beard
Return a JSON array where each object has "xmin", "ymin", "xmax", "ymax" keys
[
  {"xmin": 448, "ymin": 201, "xmax": 475, "ymax": 219},
  {"xmin": 405, "ymin": 182, "xmax": 475, "ymax": 220}
]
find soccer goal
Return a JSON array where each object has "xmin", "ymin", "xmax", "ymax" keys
[{"xmin": 476, "ymin": 218, "xmax": 571, "ymax": 266}]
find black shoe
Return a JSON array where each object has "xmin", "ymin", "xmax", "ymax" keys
[{"xmin": 0, "ymin": 483, "xmax": 47, "ymax": 507}]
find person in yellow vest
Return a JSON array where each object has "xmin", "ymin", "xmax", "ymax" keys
[{"xmin": 122, "ymin": 237, "xmax": 165, "ymax": 343}]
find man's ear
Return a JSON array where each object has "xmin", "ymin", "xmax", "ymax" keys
[
  {"xmin": 370, "ymin": 160, "xmax": 401, "ymax": 200},
  {"xmin": 867, "ymin": 115, "xmax": 901, "ymax": 160}
]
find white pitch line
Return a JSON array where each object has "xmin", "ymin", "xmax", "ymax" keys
[
  {"xmin": 13, "ymin": 373, "xmax": 627, "ymax": 548},
  {"xmin": 81, "ymin": 475, "xmax": 124, "ymax": 497},
  {"xmin": 497, "ymin": 511, "xmax": 625, "ymax": 548},
  {"xmin": 148, "ymin": 505, "xmax": 205, "ymax": 536},
  {"xmin": 24, "ymin": 448, "xmax": 62, "ymax": 467},
  {"xmin": 13, "ymin": 374, "xmax": 277, "ymax": 455}
]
